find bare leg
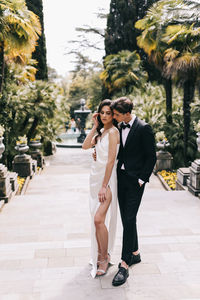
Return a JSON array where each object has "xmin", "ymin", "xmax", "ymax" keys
[{"xmin": 94, "ymin": 187, "xmax": 112, "ymax": 275}]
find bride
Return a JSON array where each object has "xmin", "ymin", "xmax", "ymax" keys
[{"xmin": 82, "ymin": 99, "xmax": 120, "ymax": 278}]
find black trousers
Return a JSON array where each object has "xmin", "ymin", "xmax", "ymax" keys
[{"xmin": 117, "ymin": 169, "xmax": 145, "ymax": 265}]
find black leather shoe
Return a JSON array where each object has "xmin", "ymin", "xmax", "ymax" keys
[
  {"xmin": 129, "ymin": 253, "xmax": 141, "ymax": 267},
  {"xmin": 112, "ymin": 266, "xmax": 129, "ymax": 286}
]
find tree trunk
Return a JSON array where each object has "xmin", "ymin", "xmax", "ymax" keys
[
  {"xmin": 27, "ymin": 116, "xmax": 39, "ymax": 140},
  {"xmin": 183, "ymin": 75, "xmax": 196, "ymax": 165},
  {"xmin": 0, "ymin": 42, "xmax": 5, "ymax": 93},
  {"xmin": 164, "ymin": 77, "xmax": 172, "ymax": 124},
  {"xmin": 20, "ymin": 114, "xmax": 30, "ymax": 132}
]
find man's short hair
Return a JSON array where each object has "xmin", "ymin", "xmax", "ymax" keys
[{"xmin": 111, "ymin": 97, "xmax": 133, "ymax": 114}]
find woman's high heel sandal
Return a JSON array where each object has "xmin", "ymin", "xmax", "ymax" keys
[{"xmin": 96, "ymin": 254, "xmax": 111, "ymax": 277}]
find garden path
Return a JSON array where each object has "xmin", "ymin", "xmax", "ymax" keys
[{"xmin": 0, "ymin": 148, "xmax": 200, "ymax": 300}]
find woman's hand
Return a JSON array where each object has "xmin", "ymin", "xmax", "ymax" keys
[
  {"xmin": 92, "ymin": 113, "xmax": 99, "ymax": 128},
  {"xmin": 98, "ymin": 186, "xmax": 107, "ymax": 202}
]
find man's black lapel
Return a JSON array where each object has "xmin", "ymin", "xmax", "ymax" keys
[
  {"xmin": 124, "ymin": 117, "xmax": 139, "ymax": 148},
  {"xmin": 119, "ymin": 126, "xmax": 123, "ymax": 146},
  {"xmin": 117, "ymin": 126, "xmax": 123, "ymax": 160},
  {"xmin": 119, "ymin": 126, "xmax": 123, "ymax": 154}
]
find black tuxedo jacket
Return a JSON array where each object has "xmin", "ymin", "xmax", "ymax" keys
[{"xmin": 117, "ymin": 117, "xmax": 157, "ymax": 183}]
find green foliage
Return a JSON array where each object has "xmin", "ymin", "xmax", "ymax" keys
[
  {"xmin": 154, "ymin": 88, "xmax": 198, "ymax": 168},
  {"xmin": 0, "ymin": 78, "xmax": 69, "ymax": 168},
  {"xmin": 191, "ymin": 96, "xmax": 200, "ymax": 126},
  {"xmin": 105, "ymin": 0, "xmax": 159, "ymax": 55},
  {"xmin": 127, "ymin": 82, "xmax": 197, "ymax": 168},
  {"xmin": 105, "ymin": 0, "xmax": 137, "ymax": 55},
  {"xmin": 136, "ymin": 0, "xmax": 200, "ymax": 163},
  {"xmin": 163, "ymin": 114, "xmax": 197, "ymax": 168},
  {"xmin": 67, "ymin": 75, "xmax": 89, "ymax": 117},
  {"xmin": 130, "ymin": 82, "xmax": 181, "ymax": 129},
  {"xmin": 100, "ymin": 50, "xmax": 147, "ymax": 97},
  {"xmin": 0, "ymin": 0, "xmax": 41, "ymax": 91},
  {"xmin": 25, "ymin": 0, "xmax": 48, "ymax": 80},
  {"xmin": 66, "ymin": 64, "xmax": 105, "ymax": 115},
  {"xmin": 105, "ymin": 0, "xmax": 159, "ymax": 81},
  {"xmin": 86, "ymin": 71, "xmax": 104, "ymax": 112},
  {"xmin": 132, "ymin": 83, "xmax": 166, "ymax": 131}
]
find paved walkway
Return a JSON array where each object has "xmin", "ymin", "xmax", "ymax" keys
[{"xmin": 0, "ymin": 148, "xmax": 200, "ymax": 300}]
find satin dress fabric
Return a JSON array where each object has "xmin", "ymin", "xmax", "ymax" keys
[{"xmin": 89, "ymin": 130, "xmax": 119, "ymax": 278}]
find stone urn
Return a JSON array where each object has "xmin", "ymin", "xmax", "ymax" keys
[
  {"xmin": 156, "ymin": 140, "xmax": 170, "ymax": 153},
  {"xmin": 29, "ymin": 140, "xmax": 42, "ymax": 152},
  {"xmin": 0, "ymin": 137, "xmax": 12, "ymax": 202},
  {"xmin": 187, "ymin": 129, "xmax": 200, "ymax": 196},
  {"xmin": 154, "ymin": 140, "xmax": 173, "ymax": 173},
  {"xmin": 29, "ymin": 139, "xmax": 43, "ymax": 168},
  {"xmin": 196, "ymin": 132, "xmax": 200, "ymax": 152},
  {"xmin": 0, "ymin": 137, "xmax": 5, "ymax": 159},
  {"xmin": 13, "ymin": 143, "xmax": 33, "ymax": 177},
  {"xmin": 15, "ymin": 144, "xmax": 29, "ymax": 156}
]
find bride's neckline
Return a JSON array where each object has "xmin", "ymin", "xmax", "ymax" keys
[{"xmin": 99, "ymin": 127, "xmax": 113, "ymax": 142}]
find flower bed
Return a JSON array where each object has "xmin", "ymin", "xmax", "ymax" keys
[
  {"xmin": 17, "ymin": 177, "xmax": 26, "ymax": 194},
  {"xmin": 158, "ymin": 170, "xmax": 177, "ymax": 190}
]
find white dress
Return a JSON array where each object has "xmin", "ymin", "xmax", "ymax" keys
[{"xmin": 89, "ymin": 129, "xmax": 119, "ymax": 278}]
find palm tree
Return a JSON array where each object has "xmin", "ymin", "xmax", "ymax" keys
[
  {"xmin": 100, "ymin": 50, "xmax": 147, "ymax": 97},
  {"xmin": 135, "ymin": 0, "xmax": 182, "ymax": 124},
  {"xmin": 136, "ymin": 0, "xmax": 200, "ymax": 164},
  {"xmin": 9, "ymin": 58, "xmax": 38, "ymax": 84},
  {"xmin": 0, "ymin": 0, "xmax": 41, "ymax": 91},
  {"xmin": 162, "ymin": 24, "xmax": 200, "ymax": 164}
]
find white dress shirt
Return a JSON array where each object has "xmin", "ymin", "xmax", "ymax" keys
[{"xmin": 121, "ymin": 115, "xmax": 136, "ymax": 147}]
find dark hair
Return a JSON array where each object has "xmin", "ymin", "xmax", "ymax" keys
[
  {"xmin": 111, "ymin": 97, "xmax": 133, "ymax": 114},
  {"xmin": 95, "ymin": 99, "xmax": 117, "ymax": 144}
]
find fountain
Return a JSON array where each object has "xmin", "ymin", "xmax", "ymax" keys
[
  {"xmin": 74, "ymin": 99, "xmax": 91, "ymax": 143},
  {"xmin": 57, "ymin": 98, "xmax": 91, "ymax": 148}
]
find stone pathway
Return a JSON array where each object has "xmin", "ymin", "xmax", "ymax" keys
[{"xmin": 0, "ymin": 148, "xmax": 200, "ymax": 300}]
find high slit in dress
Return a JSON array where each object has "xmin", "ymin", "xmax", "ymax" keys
[{"xmin": 89, "ymin": 129, "xmax": 119, "ymax": 278}]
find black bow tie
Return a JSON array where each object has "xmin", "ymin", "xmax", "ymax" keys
[{"xmin": 121, "ymin": 123, "xmax": 131, "ymax": 130}]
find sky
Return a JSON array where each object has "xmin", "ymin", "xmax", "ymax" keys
[{"xmin": 43, "ymin": 0, "xmax": 110, "ymax": 76}]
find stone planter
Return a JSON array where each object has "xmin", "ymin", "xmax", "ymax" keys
[
  {"xmin": 0, "ymin": 164, "xmax": 12, "ymax": 203},
  {"xmin": 29, "ymin": 140, "xmax": 44, "ymax": 168},
  {"xmin": 15, "ymin": 144, "xmax": 29, "ymax": 156},
  {"xmin": 0, "ymin": 139, "xmax": 12, "ymax": 203},
  {"xmin": 176, "ymin": 168, "xmax": 190, "ymax": 190},
  {"xmin": 188, "ymin": 160, "xmax": 200, "ymax": 196},
  {"xmin": 196, "ymin": 132, "xmax": 200, "ymax": 152},
  {"xmin": 29, "ymin": 140, "xmax": 42, "ymax": 152},
  {"xmin": 13, "ymin": 144, "xmax": 33, "ymax": 178},
  {"xmin": 187, "ymin": 132, "xmax": 200, "ymax": 196},
  {"xmin": 154, "ymin": 142, "xmax": 173, "ymax": 173}
]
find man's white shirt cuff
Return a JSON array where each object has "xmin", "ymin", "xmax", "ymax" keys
[{"xmin": 138, "ymin": 178, "xmax": 144, "ymax": 185}]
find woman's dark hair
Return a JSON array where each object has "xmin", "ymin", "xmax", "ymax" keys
[
  {"xmin": 111, "ymin": 97, "xmax": 133, "ymax": 114},
  {"xmin": 94, "ymin": 99, "xmax": 117, "ymax": 144}
]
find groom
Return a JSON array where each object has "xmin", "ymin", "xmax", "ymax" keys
[{"xmin": 111, "ymin": 97, "xmax": 156, "ymax": 286}]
